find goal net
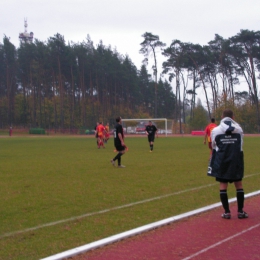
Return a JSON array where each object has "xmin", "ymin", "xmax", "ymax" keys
[{"xmin": 121, "ymin": 118, "xmax": 172, "ymax": 136}]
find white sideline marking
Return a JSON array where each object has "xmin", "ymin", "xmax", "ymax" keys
[
  {"xmin": 40, "ymin": 190, "xmax": 260, "ymax": 260},
  {"xmin": 181, "ymin": 223, "xmax": 260, "ymax": 260},
  {"xmin": 0, "ymin": 183, "xmax": 216, "ymax": 240},
  {"xmin": 2, "ymin": 172, "xmax": 258, "ymax": 240}
]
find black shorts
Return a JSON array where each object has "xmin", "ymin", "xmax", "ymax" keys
[
  {"xmin": 115, "ymin": 145, "xmax": 125, "ymax": 152},
  {"xmin": 148, "ymin": 135, "xmax": 155, "ymax": 142},
  {"xmin": 216, "ymin": 177, "xmax": 242, "ymax": 183}
]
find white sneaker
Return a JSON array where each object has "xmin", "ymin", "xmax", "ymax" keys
[
  {"xmin": 110, "ymin": 160, "xmax": 115, "ymax": 166},
  {"xmin": 118, "ymin": 165, "xmax": 126, "ymax": 168}
]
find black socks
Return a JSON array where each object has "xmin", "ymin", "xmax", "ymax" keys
[
  {"xmin": 236, "ymin": 189, "xmax": 244, "ymax": 213},
  {"xmin": 220, "ymin": 189, "xmax": 230, "ymax": 213},
  {"xmin": 113, "ymin": 153, "xmax": 123, "ymax": 165},
  {"xmin": 220, "ymin": 189, "xmax": 245, "ymax": 213}
]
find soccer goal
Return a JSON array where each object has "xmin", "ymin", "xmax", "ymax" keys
[{"xmin": 121, "ymin": 118, "xmax": 172, "ymax": 136}]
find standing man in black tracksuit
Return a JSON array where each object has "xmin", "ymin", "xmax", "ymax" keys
[
  {"xmin": 145, "ymin": 121, "xmax": 158, "ymax": 152},
  {"xmin": 208, "ymin": 109, "xmax": 248, "ymax": 219}
]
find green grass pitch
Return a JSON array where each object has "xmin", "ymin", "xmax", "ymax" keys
[{"xmin": 0, "ymin": 135, "xmax": 259, "ymax": 259}]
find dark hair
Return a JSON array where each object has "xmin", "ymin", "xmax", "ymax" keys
[
  {"xmin": 211, "ymin": 118, "xmax": 215, "ymax": 123},
  {"xmin": 116, "ymin": 117, "xmax": 121, "ymax": 122},
  {"xmin": 222, "ymin": 109, "xmax": 233, "ymax": 118}
]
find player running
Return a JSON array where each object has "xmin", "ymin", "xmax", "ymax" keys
[{"xmin": 145, "ymin": 121, "xmax": 158, "ymax": 152}]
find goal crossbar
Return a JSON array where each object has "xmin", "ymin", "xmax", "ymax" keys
[{"xmin": 121, "ymin": 118, "xmax": 169, "ymax": 136}]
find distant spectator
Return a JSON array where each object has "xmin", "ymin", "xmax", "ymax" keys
[{"xmin": 9, "ymin": 127, "xmax": 12, "ymax": 136}]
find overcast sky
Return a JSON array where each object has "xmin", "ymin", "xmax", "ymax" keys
[{"xmin": 1, "ymin": 0, "xmax": 260, "ymax": 102}]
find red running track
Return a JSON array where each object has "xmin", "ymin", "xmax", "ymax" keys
[{"xmin": 73, "ymin": 195, "xmax": 260, "ymax": 260}]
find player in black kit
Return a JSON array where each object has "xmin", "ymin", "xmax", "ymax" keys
[
  {"xmin": 145, "ymin": 121, "xmax": 158, "ymax": 152},
  {"xmin": 110, "ymin": 116, "xmax": 127, "ymax": 168}
]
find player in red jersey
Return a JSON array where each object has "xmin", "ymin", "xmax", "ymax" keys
[
  {"xmin": 96, "ymin": 122, "xmax": 106, "ymax": 148},
  {"xmin": 104, "ymin": 122, "xmax": 110, "ymax": 143},
  {"xmin": 204, "ymin": 118, "xmax": 217, "ymax": 158}
]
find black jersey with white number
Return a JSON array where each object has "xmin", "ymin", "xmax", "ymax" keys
[{"xmin": 114, "ymin": 123, "xmax": 123, "ymax": 146}]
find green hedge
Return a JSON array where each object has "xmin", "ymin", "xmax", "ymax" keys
[{"xmin": 29, "ymin": 128, "xmax": 46, "ymax": 134}]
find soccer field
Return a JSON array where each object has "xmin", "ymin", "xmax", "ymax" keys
[{"xmin": 0, "ymin": 136, "xmax": 259, "ymax": 259}]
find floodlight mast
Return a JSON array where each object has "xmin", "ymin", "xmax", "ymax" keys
[{"xmin": 121, "ymin": 118, "xmax": 168, "ymax": 136}]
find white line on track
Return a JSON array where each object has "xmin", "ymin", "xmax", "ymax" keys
[
  {"xmin": 181, "ymin": 223, "xmax": 260, "ymax": 260},
  {"xmin": 40, "ymin": 190, "xmax": 260, "ymax": 260}
]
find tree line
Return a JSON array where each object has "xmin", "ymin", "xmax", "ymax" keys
[
  {"xmin": 1, "ymin": 29, "xmax": 260, "ymax": 132},
  {"xmin": 160, "ymin": 29, "xmax": 260, "ymax": 133},
  {"xmin": 0, "ymin": 34, "xmax": 175, "ymax": 130}
]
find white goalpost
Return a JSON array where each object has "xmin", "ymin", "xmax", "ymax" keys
[{"xmin": 121, "ymin": 118, "xmax": 170, "ymax": 136}]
